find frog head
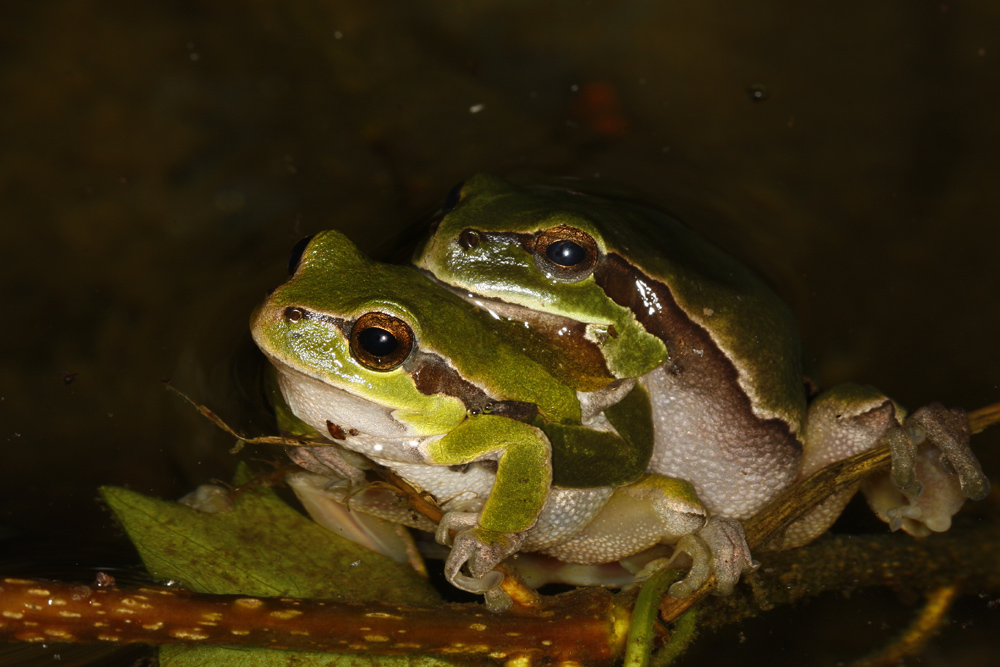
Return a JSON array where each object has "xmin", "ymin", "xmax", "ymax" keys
[{"xmin": 251, "ymin": 229, "xmax": 581, "ymax": 441}]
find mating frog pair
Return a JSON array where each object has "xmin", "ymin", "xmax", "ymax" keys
[{"xmin": 251, "ymin": 174, "xmax": 989, "ymax": 610}]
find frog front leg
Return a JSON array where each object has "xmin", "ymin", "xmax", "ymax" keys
[
  {"xmin": 422, "ymin": 414, "xmax": 553, "ymax": 599},
  {"xmin": 785, "ymin": 383, "xmax": 990, "ymax": 547}
]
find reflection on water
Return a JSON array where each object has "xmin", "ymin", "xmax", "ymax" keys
[{"xmin": 1, "ymin": 2, "xmax": 998, "ymax": 665}]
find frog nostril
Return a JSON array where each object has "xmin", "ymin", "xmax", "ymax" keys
[{"xmin": 458, "ymin": 229, "xmax": 480, "ymax": 250}]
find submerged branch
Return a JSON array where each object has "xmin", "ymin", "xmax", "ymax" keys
[
  {"xmin": 695, "ymin": 519, "xmax": 1000, "ymax": 630},
  {"xmin": 0, "ymin": 577, "xmax": 626, "ymax": 664}
]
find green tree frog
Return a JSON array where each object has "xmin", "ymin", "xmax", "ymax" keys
[
  {"xmin": 412, "ymin": 173, "xmax": 990, "ymax": 549},
  {"xmin": 251, "ymin": 230, "xmax": 754, "ymax": 610}
]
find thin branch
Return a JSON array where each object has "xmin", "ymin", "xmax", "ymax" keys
[
  {"xmin": 0, "ymin": 577, "xmax": 625, "ymax": 664},
  {"xmin": 691, "ymin": 519, "xmax": 1000, "ymax": 630}
]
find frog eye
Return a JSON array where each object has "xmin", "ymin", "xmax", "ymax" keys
[
  {"xmin": 534, "ymin": 226, "xmax": 600, "ymax": 281},
  {"xmin": 287, "ymin": 234, "xmax": 316, "ymax": 275},
  {"xmin": 349, "ymin": 312, "xmax": 414, "ymax": 371}
]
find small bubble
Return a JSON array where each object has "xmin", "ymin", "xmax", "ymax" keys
[{"xmin": 747, "ymin": 84, "xmax": 770, "ymax": 102}]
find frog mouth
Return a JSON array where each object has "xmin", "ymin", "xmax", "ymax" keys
[
  {"xmin": 268, "ymin": 359, "xmax": 413, "ymax": 441},
  {"xmin": 416, "ymin": 270, "xmax": 615, "ymax": 389}
]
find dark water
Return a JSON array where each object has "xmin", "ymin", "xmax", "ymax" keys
[{"xmin": 1, "ymin": 2, "xmax": 998, "ymax": 665}]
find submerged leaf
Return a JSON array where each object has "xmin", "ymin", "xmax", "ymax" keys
[
  {"xmin": 102, "ymin": 463, "xmax": 455, "ymax": 665},
  {"xmin": 100, "ymin": 466, "xmax": 437, "ymax": 604}
]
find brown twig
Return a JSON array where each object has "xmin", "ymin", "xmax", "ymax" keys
[
  {"xmin": 0, "ymin": 576, "xmax": 624, "ymax": 664},
  {"xmin": 969, "ymin": 401, "xmax": 1000, "ymax": 434},
  {"xmin": 692, "ymin": 517, "xmax": 1000, "ymax": 630}
]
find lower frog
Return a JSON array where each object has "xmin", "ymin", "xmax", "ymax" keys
[
  {"xmin": 251, "ymin": 230, "xmax": 754, "ymax": 610},
  {"xmin": 413, "ymin": 174, "xmax": 990, "ymax": 549}
]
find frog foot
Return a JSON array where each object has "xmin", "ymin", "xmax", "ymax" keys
[
  {"xmin": 286, "ymin": 445, "xmax": 369, "ymax": 487},
  {"xmin": 285, "ymin": 471, "xmax": 429, "ymax": 568},
  {"xmin": 663, "ymin": 517, "xmax": 756, "ymax": 598},
  {"xmin": 434, "ymin": 503, "xmax": 485, "ymax": 546},
  {"xmin": 444, "ymin": 528, "xmax": 525, "ymax": 603},
  {"xmin": 864, "ymin": 446, "xmax": 968, "ymax": 537},
  {"xmin": 883, "ymin": 404, "xmax": 990, "ymax": 502},
  {"xmin": 178, "ymin": 484, "xmax": 235, "ymax": 514}
]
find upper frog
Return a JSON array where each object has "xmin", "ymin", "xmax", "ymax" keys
[
  {"xmin": 413, "ymin": 174, "xmax": 989, "ymax": 544},
  {"xmin": 251, "ymin": 230, "xmax": 752, "ymax": 609},
  {"xmin": 414, "ymin": 173, "xmax": 807, "ymax": 430}
]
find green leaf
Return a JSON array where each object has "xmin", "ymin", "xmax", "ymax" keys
[
  {"xmin": 101, "ymin": 463, "xmax": 460, "ymax": 666},
  {"xmin": 100, "ymin": 464, "xmax": 438, "ymax": 604}
]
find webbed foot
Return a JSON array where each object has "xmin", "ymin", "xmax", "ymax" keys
[
  {"xmin": 285, "ymin": 471, "xmax": 430, "ymax": 571},
  {"xmin": 443, "ymin": 528, "xmax": 526, "ymax": 611},
  {"xmin": 865, "ymin": 446, "xmax": 969, "ymax": 537},
  {"xmin": 896, "ymin": 404, "xmax": 990, "ymax": 501},
  {"xmin": 287, "ymin": 445, "xmax": 369, "ymax": 487},
  {"xmin": 660, "ymin": 517, "xmax": 756, "ymax": 597}
]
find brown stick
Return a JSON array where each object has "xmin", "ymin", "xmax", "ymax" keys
[{"xmin": 0, "ymin": 577, "xmax": 625, "ymax": 664}]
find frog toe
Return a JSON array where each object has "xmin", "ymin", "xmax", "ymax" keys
[
  {"xmin": 667, "ymin": 517, "xmax": 755, "ymax": 597},
  {"xmin": 864, "ymin": 446, "xmax": 968, "ymax": 537},
  {"xmin": 435, "ymin": 510, "xmax": 480, "ymax": 546},
  {"xmin": 885, "ymin": 504, "xmax": 924, "ymax": 532},
  {"xmin": 444, "ymin": 529, "xmax": 524, "ymax": 600},
  {"xmin": 905, "ymin": 404, "xmax": 990, "ymax": 501},
  {"xmin": 448, "ymin": 569, "xmax": 504, "ymax": 594}
]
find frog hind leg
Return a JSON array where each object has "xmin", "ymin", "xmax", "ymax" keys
[
  {"xmin": 539, "ymin": 475, "xmax": 755, "ymax": 597},
  {"xmin": 788, "ymin": 384, "xmax": 990, "ymax": 547}
]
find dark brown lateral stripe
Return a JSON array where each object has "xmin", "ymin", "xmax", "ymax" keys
[
  {"xmin": 594, "ymin": 253, "xmax": 800, "ymax": 449},
  {"xmin": 409, "ymin": 352, "xmax": 538, "ymax": 422}
]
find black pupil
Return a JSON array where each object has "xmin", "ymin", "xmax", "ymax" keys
[
  {"xmin": 546, "ymin": 239, "xmax": 586, "ymax": 266},
  {"xmin": 358, "ymin": 327, "xmax": 397, "ymax": 357}
]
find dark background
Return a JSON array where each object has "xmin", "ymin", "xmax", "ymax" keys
[{"xmin": 1, "ymin": 2, "xmax": 998, "ymax": 665}]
